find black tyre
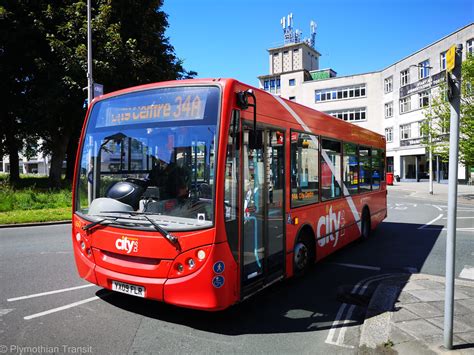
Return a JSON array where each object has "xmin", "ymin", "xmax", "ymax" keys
[
  {"xmin": 360, "ymin": 208, "xmax": 372, "ymax": 240},
  {"xmin": 293, "ymin": 233, "xmax": 315, "ymax": 276}
]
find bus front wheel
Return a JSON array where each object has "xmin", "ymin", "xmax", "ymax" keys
[{"xmin": 293, "ymin": 232, "xmax": 315, "ymax": 276}]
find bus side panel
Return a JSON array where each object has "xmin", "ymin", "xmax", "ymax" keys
[{"xmin": 163, "ymin": 242, "xmax": 238, "ymax": 311}]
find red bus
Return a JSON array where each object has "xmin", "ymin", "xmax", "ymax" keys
[{"xmin": 72, "ymin": 79, "xmax": 386, "ymax": 311}]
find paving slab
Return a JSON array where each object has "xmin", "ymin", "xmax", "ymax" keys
[
  {"xmin": 426, "ymin": 316, "xmax": 474, "ymax": 334},
  {"xmin": 429, "ymin": 300, "xmax": 474, "ymax": 316},
  {"xmin": 392, "ymin": 307, "xmax": 420, "ymax": 323},
  {"xmin": 407, "ymin": 289, "xmax": 470, "ymax": 302},
  {"xmin": 403, "ymin": 302, "xmax": 444, "ymax": 319},
  {"xmin": 395, "ymin": 318, "xmax": 444, "ymax": 339}
]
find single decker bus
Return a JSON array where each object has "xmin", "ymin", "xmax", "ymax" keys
[{"xmin": 72, "ymin": 78, "xmax": 387, "ymax": 311}]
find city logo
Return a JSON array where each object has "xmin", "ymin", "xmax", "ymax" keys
[
  {"xmin": 316, "ymin": 206, "xmax": 345, "ymax": 248},
  {"xmin": 115, "ymin": 236, "xmax": 139, "ymax": 254}
]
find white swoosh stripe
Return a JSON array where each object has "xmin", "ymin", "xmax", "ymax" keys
[{"xmin": 272, "ymin": 95, "xmax": 361, "ymax": 232}]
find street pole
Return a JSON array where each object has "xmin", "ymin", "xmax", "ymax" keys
[
  {"xmin": 443, "ymin": 43, "xmax": 462, "ymax": 350},
  {"xmin": 429, "ymin": 110, "xmax": 433, "ymax": 194},
  {"xmin": 87, "ymin": 0, "xmax": 93, "ymax": 107}
]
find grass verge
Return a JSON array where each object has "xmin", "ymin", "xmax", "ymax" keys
[{"xmin": 0, "ymin": 207, "xmax": 71, "ymax": 225}]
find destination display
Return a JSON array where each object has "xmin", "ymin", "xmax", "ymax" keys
[{"xmin": 95, "ymin": 87, "xmax": 209, "ymax": 128}]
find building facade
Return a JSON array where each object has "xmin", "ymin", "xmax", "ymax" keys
[{"xmin": 258, "ymin": 22, "xmax": 473, "ymax": 182}]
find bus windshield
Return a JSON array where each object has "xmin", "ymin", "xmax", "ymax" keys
[{"xmin": 75, "ymin": 86, "xmax": 220, "ymax": 231}]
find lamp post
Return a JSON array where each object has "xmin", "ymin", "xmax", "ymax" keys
[{"xmin": 87, "ymin": 0, "xmax": 93, "ymax": 107}]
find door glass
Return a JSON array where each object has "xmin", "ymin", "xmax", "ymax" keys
[
  {"xmin": 266, "ymin": 130, "xmax": 284, "ymax": 276},
  {"xmin": 243, "ymin": 128, "xmax": 265, "ymax": 281}
]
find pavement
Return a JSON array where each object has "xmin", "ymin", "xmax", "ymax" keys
[
  {"xmin": 388, "ymin": 181, "xmax": 474, "ymax": 205},
  {"xmin": 360, "ymin": 273, "xmax": 474, "ymax": 354},
  {"xmin": 360, "ymin": 182, "xmax": 474, "ymax": 354}
]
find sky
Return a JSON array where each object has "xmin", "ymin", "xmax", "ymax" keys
[{"xmin": 162, "ymin": 0, "xmax": 473, "ymax": 87}]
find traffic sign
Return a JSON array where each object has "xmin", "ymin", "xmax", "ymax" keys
[
  {"xmin": 93, "ymin": 83, "xmax": 104, "ymax": 98},
  {"xmin": 446, "ymin": 45, "xmax": 456, "ymax": 73}
]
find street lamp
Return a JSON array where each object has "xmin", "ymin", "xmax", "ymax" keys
[
  {"xmin": 87, "ymin": 0, "xmax": 93, "ymax": 107},
  {"xmin": 410, "ymin": 64, "xmax": 434, "ymax": 194}
]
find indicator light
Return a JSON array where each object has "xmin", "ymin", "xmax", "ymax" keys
[
  {"xmin": 187, "ymin": 258, "xmax": 196, "ymax": 269},
  {"xmin": 197, "ymin": 250, "xmax": 206, "ymax": 260},
  {"xmin": 81, "ymin": 241, "xmax": 86, "ymax": 250},
  {"xmin": 176, "ymin": 263, "xmax": 184, "ymax": 272},
  {"xmin": 76, "ymin": 233, "xmax": 81, "ymax": 242},
  {"xmin": 86, "ymin": 248, "xmax": 92, "ymax": 256}
]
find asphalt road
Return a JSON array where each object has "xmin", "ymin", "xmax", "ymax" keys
[{"xmin": 0, "ymin": 191, "xmax": 472, "ymax": 354}]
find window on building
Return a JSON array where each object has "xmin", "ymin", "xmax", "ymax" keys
[
  {"xmin": 327, "ymin": 107, "xmax": 367, "ymax": 122},
  {"xmin": 400, "ymin": 124, "xmax": 412, "ymax": 140},
  {"xmin": 400, "ymin": 69, "xmax": 410, "ymax": 86},
  {"xmin": 418, "ymin": 60, "xmax": 430, "ymax": 79},
  {"xmin": 289, "ymin": 79, "xmax": 295, "ymax": 86},
  {"xmin": 440, "ymin": 51, "xmax": 447, "ymax": 71},
  {"xmin": 384, "ymin": 76, "xmax": 393, "ymax": 93},
  {"xmin": 467, "ymin": 39, "xmax": 473, "ymax": 55},
  {"xmin": 276, "ymin": 79, "xmax": 281, "ymax": 94},
  {"xmin": 321, "ymin": 139, "xmax": 342, "ymax": 201},
  {"xmin": 315, "ymin": 84, "xmax": 366, "ymax": 103},
  {"xmin": 289, "ymin": 96, "xmax": 296, "ymax": 101},
  {"xmin": 343, "ymin": 143, "xmax": 358, "ymax": 195},
  {"xmin": 400, "ymin": 97, "xmax": 411, "ymax": 113},
  {"xmin": 263, "ymin": 80, "xmax": 269, "ymax": 91},
  {"xmin": 290, "ymin": 131, "xmax": 319, "ymax": 207},
  {"xmin": 418, "ymin": 90, "xmax": 430, "ymax": 108},
  {"xmin": 385, "ymin": 127, "xmax": 393, "ymax": 142},
  {"xmin": 385, "ymin": 102, "xmax": 393, "ymax": 118},
  {"xmin": 359, "ymin": 147, "xmax": 371, "ymax": 192}
]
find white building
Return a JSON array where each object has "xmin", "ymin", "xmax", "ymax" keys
[
  {"xmin": 0, "ymin": 152, "xmax": 50, "ymax": 176},
  {"xmin": 258, "ymin": 21, "xmax": 473, "ymax": 182}
]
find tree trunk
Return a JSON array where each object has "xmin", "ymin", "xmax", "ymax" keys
[
  {"xmin": 5, "ymin": 133, "xmax": 20, "ymax": 184},
  {"xmin": 65, "ymin": 134, "xmax": 79, "ymax": 182},
  {"xmin": 49, "ymin": 132, "xmax": 70, "ymax": 188}
]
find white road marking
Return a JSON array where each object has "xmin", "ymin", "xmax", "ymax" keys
[
  {"xmin": 330, "ymin": 262, "xmax": 381, "ymax": 271},
  {"xmin": 418, "ymin": 214, "xmax": 444, "ymax": 230},
  {"xmin": 0, "ymin": 309, "xmax": 14, "ymax": 316},
  {"xmin": 24, "ymin": 296, "xmax": 100, "ymax": 320},
  {"xmin": 325, "ymin": 273, "xmax": 399, "ymax": 348},
  {"xmin": 430, "ymin": 204, "xmax": 443, "ymax": 211},
  {"xmin": 442, "ymin": 216, "xmax": 474, "ymax": 219},
  {"xmin": 7, "ymin": 284, "xmax": 95, "ymax": 302},
  {"xmin": 459, "ymin": 266, "xmax": 474, "ymax": 280}
]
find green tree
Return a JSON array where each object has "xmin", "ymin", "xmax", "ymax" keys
[
  {"xmin": 1, "ymin": 0, "xmax": 195, "ymax": 187},
  {"xmin": 422, "ymin": 54, "xmax": 474, "ymax": 176},
  {"xmin": 0, "ymin": 2, "xmax": 44, "ymax": 184}
]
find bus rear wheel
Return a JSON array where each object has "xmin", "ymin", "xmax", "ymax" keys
[
  {"xmin": 360, "ymin": 208, "xmax": 372, "ymax": 240},
  {"xmin": 293, "ymin": 233, "xmax": 315, "ymax": 276}
]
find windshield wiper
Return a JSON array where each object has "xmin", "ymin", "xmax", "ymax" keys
[
  {"xmin": 141, "ymin": 215, "xmax": 180, "ymax": 250},
  {"xmin": 82, "ymin": 216, "xmax": 118, "ymax": 231},
  {"xmin": 96, "ymin": 211, "xmax": 181, "ymax": 249}
]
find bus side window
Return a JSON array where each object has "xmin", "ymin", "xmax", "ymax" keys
[
  {"xmin": 224, "ymin": 110, "xmax": 240, "ymax": 260},
  {"xmin": 321, "ymin": 138, "xmax": 342, "ymax": 201},
  {"xmin": 359, "ymin": 146, "xmax": 372, "ymax": 192},
  {"xmin": 290, "ymin": 130, "xmax": 319, "ymax": 207},
  {"xmin": 372, "ymin": 149, "xmax": 381, "ymax": 189},
  {"xmin": 343, "ymin": 142, "xmax": 358, "ymax": 195}
]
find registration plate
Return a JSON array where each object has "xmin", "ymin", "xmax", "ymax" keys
[{"xmin": 111, "ymin": 280, "xmax": 146, "ymax": 298}]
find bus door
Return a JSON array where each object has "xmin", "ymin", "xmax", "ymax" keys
[{"xmin": 241, "ymin": 125, "xmax": 285, "ymax": 296}]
